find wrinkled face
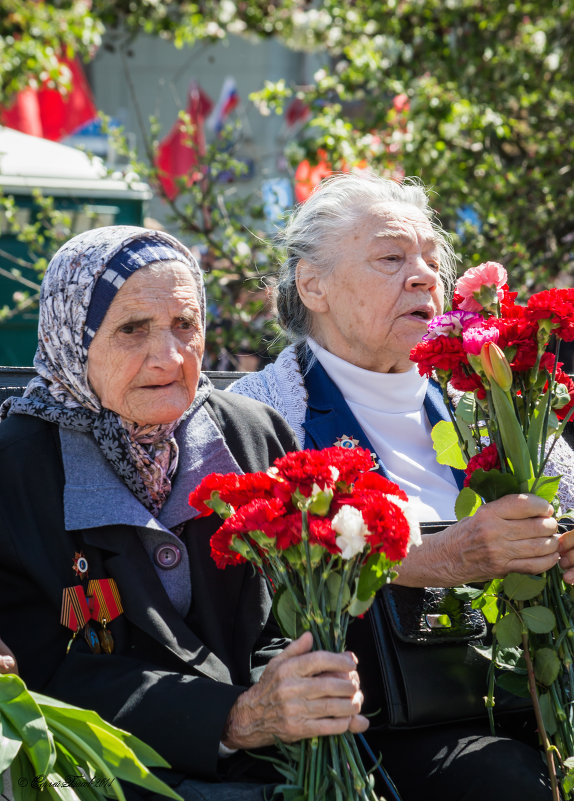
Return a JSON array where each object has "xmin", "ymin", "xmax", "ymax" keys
[
  {"xmin": 87, "ymin": 261, "xmax": 204, "ymax": 425},
  {"xmin": 299, "ymin": 202, "xmax": 444, "ymax": 373}
]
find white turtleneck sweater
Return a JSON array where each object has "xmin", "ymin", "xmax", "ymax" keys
[{"xmin": 308, "ymin": 340, "xmax": 459, "ymax": 522}]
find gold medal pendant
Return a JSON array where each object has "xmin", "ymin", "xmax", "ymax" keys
[{"xmin": 98, "ymin": 619, "xmax": 114, "ymax": 655}]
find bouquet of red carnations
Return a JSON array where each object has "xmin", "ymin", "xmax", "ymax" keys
[
  {"xmin": 410, "ymin": 262, "xmax": 574, "ymax": 800},
  {"xmin": 189, "ymin": 446, "xmax": 420, "ymax": 801}
]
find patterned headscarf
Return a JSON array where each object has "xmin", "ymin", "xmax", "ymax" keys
[{"xmin": 0, "ymin": 225, "xmax": 210, "ymax": 516}]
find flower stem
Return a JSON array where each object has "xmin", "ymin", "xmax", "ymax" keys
[{"xmin": 521, "ymin": 628, "xmax": 560, "ymax": 801}]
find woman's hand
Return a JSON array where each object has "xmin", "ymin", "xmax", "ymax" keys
[
  {"xmin": 558, "ymin": 526, "xmax": 574, "ymax": 584},
  {"xmin": 396, "ymin": 493, "xmax": 559, "ymax": 587},
  {"xmin": 222, "ymin": 631, "xmax": 368, "ymax": 750},
  {"xmin": 0, "ymin": 636, "xmax": 17, "ymax": 674}
]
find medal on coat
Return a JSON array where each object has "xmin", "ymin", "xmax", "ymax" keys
[
  {"xmin": 87, "ymin": 579, "xmax": 123, "ymax": 655},
  {"xmin": 334, "ymin": 435, "xmax": 359, "ymax": 449}
]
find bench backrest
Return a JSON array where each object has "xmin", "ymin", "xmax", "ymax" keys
[{"xmin": 0, "ymin": 366, "xmax": 246, "ymax": 405}]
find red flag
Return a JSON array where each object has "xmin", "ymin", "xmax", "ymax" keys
[
  {"xmin": 0, "ymin": 58, "xmax": 97, "ymax": 141},
  {"xmin": 155, "ymin": 83, "xmax": 213, "ymax": 200},
  {"xmin": 285, "ymin": 97, "xmax": 311, "ymax": 128}
]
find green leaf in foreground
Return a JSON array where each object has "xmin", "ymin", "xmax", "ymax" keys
[
  {"xmin": 503, "ymin": 573, "xmax": 546, "ymax": 601},
  {"xmin": 534, "ymin": 647, "xmax": 561, "ymax": 686},
  {"xmin": 521, "ymin": 605, "xmax": 556, "ymax": 634},
  {"xmin": 431, "ymin": 421, "xmax": 468, "ymax": 470},
  {"xmin": 494, "ymin": 612, "xmax": 523, "ymax": 648},
  {"xmin": 455, "ymin": 487, "xmax": 482, "ymax": 520}
]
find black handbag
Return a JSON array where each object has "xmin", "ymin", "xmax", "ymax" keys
[{"xmin": 348, "ymin": 522, "xmax": 531, "ymax": 730}]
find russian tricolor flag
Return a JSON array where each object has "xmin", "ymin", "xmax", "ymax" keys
[{"xmin": 207, "ymin": 77, "xmax": 239, "ymax": 134}]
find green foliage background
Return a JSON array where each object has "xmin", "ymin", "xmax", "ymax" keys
[{"xmin": 1, "ymin": 0, "xmax": 573, "ymax": 360}]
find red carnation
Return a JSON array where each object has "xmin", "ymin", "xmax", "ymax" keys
[
  {"xmin": 360, "ymin": 497, "xmax": 411, "ymax": 562},
  {"xmin": 410, "ymin": 336, "xmax": 467, "ymax": 378},
  {"xmin": 527, "ymin": 288, "xmax": 574, "ymax": 341},
  {"xmin": 450, "ymin": 363, "xmax": 486, "ymax": 397},
  {"xmin": 463, "ymin": 443, "xmax": 501, "ymax": 487},
  {"xmin": 190, "ymin": 471, "xmax": 276, "ymax": 517},
  {"xmin": 353, "ymin": 472, "xmax": 408, "ymax": 502}
]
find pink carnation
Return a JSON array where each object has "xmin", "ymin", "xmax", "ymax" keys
[
  {"xmin": 424, "ymin": 310, "xmax": 482, "ymax": 340},
  {"xmin": 455, "ymin": 262, "xmax": 508, "ymax": 312},
  {"xmin": 461, "ymin": 326, "xmax": 499, "ymax": 355}
]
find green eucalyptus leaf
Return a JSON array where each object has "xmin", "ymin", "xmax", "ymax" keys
[
  {"xmin": 503, "ymin": 573, "xmax": 546, "ymax": 601},
  {"xmin": 494, "ymin": 612, "xmax": 523, "ymax": 647},
  {"xmin": 431, "ymin": 421, "xmax": 467, "ymax": 469},
  {"xmin": 454, "ymin": 487, "xmax": 482, "ymax": 520},
  {"xmin": 538, "ymin": 692, "xmax": 558, "ymax": 736},
  {"xmin": 521, "ymin": 605, "xmax": 556, "ymax": 634},
  {"xmin": 534, "ymin": 647, "xmax": 561, "ymax": 686}
]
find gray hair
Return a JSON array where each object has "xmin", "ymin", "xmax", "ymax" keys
[{"xmin": 275, "ymin": 171, "xmax": 457, "ymax": 342}]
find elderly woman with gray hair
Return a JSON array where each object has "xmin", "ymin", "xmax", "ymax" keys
[
  {"xmin": 230, "ymin": 171, "xmax": 574, "ymax": 800},
  {"xmin": 0, "ymin": 225, "xmax": 369, "ymax": 801}
]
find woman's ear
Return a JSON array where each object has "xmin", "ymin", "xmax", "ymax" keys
[{"xmin": 295, "ymin": 259, "xmax": 329, "ymax": 313}]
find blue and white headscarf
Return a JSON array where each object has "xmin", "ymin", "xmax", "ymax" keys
[{"xmin": 0, "ymin": 225, "xmax": 210, "ymax": 516}]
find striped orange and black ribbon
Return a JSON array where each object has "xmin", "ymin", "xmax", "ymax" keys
[
  {"xmin": 60, "ymin": 585, "xmax": 90, "ymax": 632},
  {"xmin": 86, "ymin": 578, "xmax": 123, "ymax": 623}
]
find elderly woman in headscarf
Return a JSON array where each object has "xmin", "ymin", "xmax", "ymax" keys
[
  {"xmin": 0, "ymin": 226, "xmax": 368, "ymax": 801},
  {"xmin": 230, "ymin": 172, "xmax": 574, "ymax": 800}
]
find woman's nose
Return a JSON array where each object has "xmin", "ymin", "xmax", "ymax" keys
[
  {"xmin": 406, "ymin": 256, "xmax": 439, "ymax": 289},
  {"xmin": 146, "ymin": 331, "xmax": 184, "ymax": 367}
]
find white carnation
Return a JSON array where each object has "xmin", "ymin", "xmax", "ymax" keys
[
  {"xmin": 331, "ymin": 506, "xmax": 368, "ymax": 560},
  {"xmin": 388, "ymin": 495, "xmax": 422, "ymax": 550}
]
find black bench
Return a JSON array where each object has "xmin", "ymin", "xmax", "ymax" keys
[{"xmin": 0, "ymin": 366, "xmax": 245, "ymax": 405}]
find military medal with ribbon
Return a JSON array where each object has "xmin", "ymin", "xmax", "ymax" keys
[{"xmin": 61, "ymin": 553, "xmax": 123, "ymax": 655}]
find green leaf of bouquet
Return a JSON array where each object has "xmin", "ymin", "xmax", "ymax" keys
[
  {"xmin": 534, "ymin": 647, "xmax": 561, "ymax": 686},
  {"xmin": 450, "ymin": 585, "xmax": 485, "ymax": 601},
  {"xmin": 454, "ymin": 487, "xmax": 482, "ymax": 520},
  {"xmin": 494, "ymin": 612, "xmax": 523, "ymax": 647},
  {"xmin": 0, "ymin": 675, "xmax": 55, "ymax": 776},
  {"xmin": 10, "ymin": 749, "xmax": 40, "ymax": 801},
  {"xmin": 35, "ymin": 696, "xmax": 169, "ymax": 769},
  {"xmin": 538, "ymin": 692, "xmax": 558, "ymax": 736},
  {"xmin": 272, "ymin": 585, "xmax": 303, "ymax": 640},
  {"xmin": 0, "ymin": 708, "xmax": 25, "ymax": 771},
  {"xmin": 503, "ymin": 573, "xmax": 546, "ymax": 601},
  {"xmin": 528, "ymin": 474, "xmax": 561, "ymax": 504},
  {"xmin": 521, "ymin": 605, "xmax": 556, "ymax": 634},
  {"xmin": 455, "ymin": 393, "xmax": 477, "ymax": 424},
  {"xmin": 474, "ymin": 591, "xmax": 502, "ymax": 624},
  {"xmin": 468, "ymin": 468, "xmax": 520, "ymax": 503},
  {"xmin": 347, "ymin": 595, "xmax": 374, "ymax": 618},
  {"xmin": 325, "ymin": 572, "xmax": 350, "ymax": 610},
  {"xmin": 356, "ymin": 552, "xmax": 394, "ymax": 602},
  {"xmin": 527, "ymin": 398, "xmax": 551, "ymax": 471},
  {"xmin": 431, "ymin": 421, "xmax": 467, "ymax": 469},
  {"xmin": 494, "ymin": 646, "xmax": 526, "ymax": 670},
  {"xmin": 489, "ymin": 381, "xmax": 534, "ymax": 489},
  {"xmin": 495, "ymin": 670, "xmax": 530, "ymax": 699}
]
